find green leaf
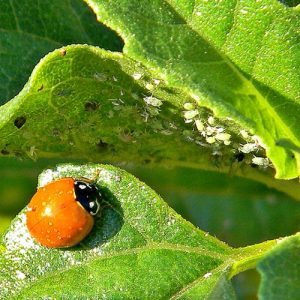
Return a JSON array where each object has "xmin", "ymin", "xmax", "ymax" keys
[
  {"xmin": 0, "ymin": 0, "xmax": 122, "ymax": 104},
  {"xmin": 0, "ymin": 163, "xmax": 275, "ymax": 299},
  {"xmin": 85, "ymin": 0, "xmax": 300, "ymax": 179},
  {"xmin": 0, "ymin": 216, "xmax": 11, "ymax": 235},
  {"xmin": 1, "ymin": 44, "xmax": 299, "ymax": 198},
  {"xmin": 257, "ymin": 233, "xmax": 300, "ymax": 300}
]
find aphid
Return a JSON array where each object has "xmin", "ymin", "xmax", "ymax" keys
[
  {"xmin": 207, "ymin": 116, "xmax": 215, "ymax": 126},
  {"xmin": 143, "ymin": 96, "xmax": 163, "ymax": 107},
  {"xmin": 215, "ymin": 133, "xmax": 231, "ymax": 142},
  {"xmin": 206, "ymin": 136, "xmax": 216, "ymax": 144},
  {"xmin": 195, "ymin": 119, "xmax": 204, "ymax": 131},
  {"xmin": 240, "ymin": 130, "xmax": 250, "ymax": 140},
  {"xmin": 252, "ymin": 157, "xmax": 270, "ymax": 168},
  {"xmin": 239, "ymin": 143, "xmax": 258, "ymax": 154},
  {"xmin": 132, "ymin": 73, "xmax": 142, "ymax": 80},
  {"xmin": 183, "ymin": 110, "xmax": 198, "ymax": 120},
  {"xmin": 183, "ymin": 102, "xmax": 195, "ymax": 110}
]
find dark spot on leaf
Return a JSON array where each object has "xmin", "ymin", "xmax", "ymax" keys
[
  {"xmin": 14, "ymin": 151, "xmax": 23, "ymax": 158},
  {"xmin": 59, "ymin": 48, "xmax": 67, "ymax": 56},
  {"xmin": 248, "ymin": 94, "xmax": 257, "ymax": 101},
  {"xmin": 143, "ymin": 159, "xmax": 151, "ymax": 164},
  {"xmin": 97, "ymin": 139, "xmax": 109, "ymax": 152},
  {"xmin": 14, "ymin": 116, "xmax": 26, "ymax": 129},
  {"xmin": 234, "ymin": 152, "xmax": 245, "ymax": 162},
  {"xmin": 161, "ymin": 87, "xmax": 177, "ymax": 94},
  {"xmin": 52, "ymin": 128, "xmax": 60, "ymax": 136},
  {"xmin": 37, "ymin": 84, "xmax": 44, "ymax": 91},
  {"xmin": 85, "ymin": 101, "xmax": 100, "ymax": 112},
  {"xmin": 1, "ymin": 149, "xmax": 9, "ymax": 155}
]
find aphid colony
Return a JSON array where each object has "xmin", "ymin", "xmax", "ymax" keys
[
  {"xmin": 131, "ymin": 70, "xmax": 271, "ymax": 169},
  {"xmin": 182, "ymin": 102, "xmax": 271, "ymax": 169}
]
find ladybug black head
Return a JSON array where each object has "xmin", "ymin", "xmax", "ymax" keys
[{"xmin": 74, "ymin": 180, "xmax": 102, "ymax": 215}]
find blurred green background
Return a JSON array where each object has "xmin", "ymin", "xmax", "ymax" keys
[{"xmin": 1, "ymin": 158, "xmax": 300, "ymax": 299}]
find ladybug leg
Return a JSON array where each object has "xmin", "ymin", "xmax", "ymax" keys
[{"xmin": 75, "ymin": 168, "xmax": 102, "ymax": 185}]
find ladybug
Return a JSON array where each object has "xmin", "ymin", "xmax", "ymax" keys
[{"xmin": 26, "ymin": 177, "xmax": 102, "ymax": 248}]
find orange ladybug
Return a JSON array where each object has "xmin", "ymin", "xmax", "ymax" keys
[{"xmin": 26, "ymin": 177, "xmax": 102, "ymax": 248}]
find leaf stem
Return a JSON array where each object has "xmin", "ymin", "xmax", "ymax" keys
[{"xmin": 229, "ymin": 239, "xmax": 277, "ymax": 278}]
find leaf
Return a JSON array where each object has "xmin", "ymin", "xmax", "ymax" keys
[
  {"xmin": 0, "ymin": 163, "xmax": 275, "ymax": 299},
  {"xmin": 0, "ymin": 216, "xmax": 11, "ymax": 235},
  {"xmin": 257, "ymin": 233, "xmax": 300, "ymax": 300},
  {"xmin": 85, "ymin": 0, "xmax": 300, "ymax": 179},
  {"xmin": 0, "ymin": 0, "xmax": 122, "ymax": 104},
  {"xmin": 0, "ymin": 44, "xmax": 299, "ymax": 198}
]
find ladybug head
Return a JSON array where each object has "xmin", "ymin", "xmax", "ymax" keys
[{"xmin": 74, "ymin": 180, "xmax": 102, "ymax": 215}]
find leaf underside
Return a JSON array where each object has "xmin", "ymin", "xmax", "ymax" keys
[{"xmin": 85, "ymin": 0, "xmax": 300, "ymax": 179}]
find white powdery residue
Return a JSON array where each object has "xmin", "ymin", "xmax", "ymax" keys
[
  {"xmin": 39, "ymin": 169, "xmax": 58, "ymax": 187},
  {"xmin": 153, "ymin": 79, "xmax": 160, "ymax": 85},
  {"xmin": 203, "ymin": 272, "xmax": 212, "ymax": 279},
  {"xmin": 114, "ymin": 175, "xmax": 122, "ymax": 182},
  {"xmin": 4, "ymin": 214, "xmax": 40, "ymax": 252},
  {"xmin": 62, "ymin": 251, "xmax": 80, "ymax": 266},
  {"xmin": 0, "ymin": 280, "xmax": 10, "ymax": 295},
  {"xmin": 167, "ymin": 217, "xmax": 176, "ymax": 226},
  {"xmin": 99, "ymin": 169, "xmax": 114, "ymax": 184},
  {"xmin": 16, "ymin": 270, "xmax": 26, "ymax": 280},
  {"xmin": 89, "ymin": 246, "xmax": 104, "ymax": 256},
  {"xmin": 57, "ymin": 165, "xmax": 81, "ymax": 174}
]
